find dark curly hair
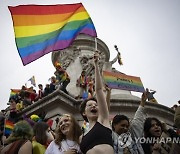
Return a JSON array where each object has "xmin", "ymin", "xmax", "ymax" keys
[
  {"xmin": 79, "ymin": 97, "xmax": 97, "ymax": 122},
  {"xmin": 112, "ymin": 114, "xmax": 129, "ymax": 131},
  {"xmin": 144, "ymin": 117, "xmax": 163, "ymax": 138}
]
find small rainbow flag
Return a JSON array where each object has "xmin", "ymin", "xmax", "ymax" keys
[
  {"xmin": 28, "ymin": 76, "xmax": 36, "ymax": 87},
  {"xmin": 103, "ymin": 71, "xmax": 145, "ymax": 93},
  {"xmin": 8, "ymin": 3, "xmax": 97, "ymax": 65},
  {"xmin": 82, "ymin": 121, "xmax": 89, "ymax": 133},
  {"xmin": 10, "ymin": 89, "xmax": 21, "ymax": 98},
  {"xmin": 4, "ymin": 120, "xmax": 14, "ymax": 136},
  {"xmin": 9, "ymin": 89, "xmax": 20, "ymax": 102}
]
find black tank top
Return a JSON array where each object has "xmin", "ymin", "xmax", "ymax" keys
[{"xmin": 80, "ymin": 122, "xmax": 113, "ymax": 154}]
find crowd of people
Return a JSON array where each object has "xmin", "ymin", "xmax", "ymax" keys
[
  {"xmin": 0, "ymin": 52, "xmax": 179, "ymax": 153},
  {"xmin": 2, "ymin": 77, "xmax": 64, "ymax": 124},
  {"xmin": 5, "ymin": 60, "xmax": 96, "ymax": 118}
]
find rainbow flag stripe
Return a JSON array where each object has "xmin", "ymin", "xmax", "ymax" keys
[
  {"xmin": 8, "ymin": 3, "xmax": 97, "ymax": 65},
  {"xmin": 10, "ymin": 89, "xmax": 21, "ymax": 97},
  {"xmin": 4, "ymin": 120, "xmax": 14, "ymax": 136},
  {"xmin": 103, "ymin": 71, "xmax": 145, "ymax": 93}
]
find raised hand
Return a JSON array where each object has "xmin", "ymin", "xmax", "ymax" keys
[
  {"xmin": 64, "ymin": 148, "xmax": 78, "ymax": 154},
  {"xmin": 140, "ymin": 92, "xmax": 147, "ymax": 107},
  {"xmin": 93, "ymin": 51, "xmax": 99, "ymax": 64}
]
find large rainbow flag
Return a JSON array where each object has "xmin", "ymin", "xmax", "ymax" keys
[
  {"xmin": 103, "ymin": 71, "xmax": 145, "ymax": 93},
  {"xmin": 8, "ymin": 3, "xmax": 97, "ymax": 65}
]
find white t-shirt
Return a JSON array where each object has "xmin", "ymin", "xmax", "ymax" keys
[{"xmin": 45, "ymin": 140, "xmax": 80, "ymax": 154}]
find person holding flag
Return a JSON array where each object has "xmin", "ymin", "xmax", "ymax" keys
[
  {"xmin": 54, "ymin": 62, "xmax": 70, "ymax": 94},
  {"xmin": 80, "ymin": 52, "xmax": 114, "ymax": 154}
]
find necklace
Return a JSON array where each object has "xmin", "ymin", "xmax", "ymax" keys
[
  {"xmin": 65, "ymin": 139, "xmax": 76, "ymax": 148},
  {"xmin": 60, "ymin": 139, "xmax": 78, "ymax": 152}
]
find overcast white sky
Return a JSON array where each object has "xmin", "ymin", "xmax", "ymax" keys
[{"xmin": 0, "ymin": 0, "xmax": 180, "ymax": 110}]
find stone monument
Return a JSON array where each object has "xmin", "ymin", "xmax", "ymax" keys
[
  {"xmin": 20, "ymin": 34, "xmax": 175, "ymax": 129},
  {"xmin": 51, "ymin": 34, "xmax": 130, "ymax": 98}
]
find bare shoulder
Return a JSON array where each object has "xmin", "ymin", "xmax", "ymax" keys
[
  {"xmin": 1, "ymin": 143, "xmax": 13, "ymax": 154},
  {"xmin": 19, "ymin": 140, "xmax": 32, "ymax": 154},
  {"xmin": 98, "ymin": 120, "xmax": 112, "ymax": 130}
]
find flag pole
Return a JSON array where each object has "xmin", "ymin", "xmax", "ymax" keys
[
  {"xmin": 95, "ymin": 37, "xmax": 97, "ymax": 51},
  {"xmin": 114, "ymin": 45, "xmax": 123, "ymax": 65},
  {"xmin": 114, "ymin": 45, "xmax": 119, "ymax": 53}
]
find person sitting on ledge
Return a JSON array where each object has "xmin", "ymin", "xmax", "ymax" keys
[{"xmin": 54, "ymin": 62, "xmax": 70, "ymax": 95}]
